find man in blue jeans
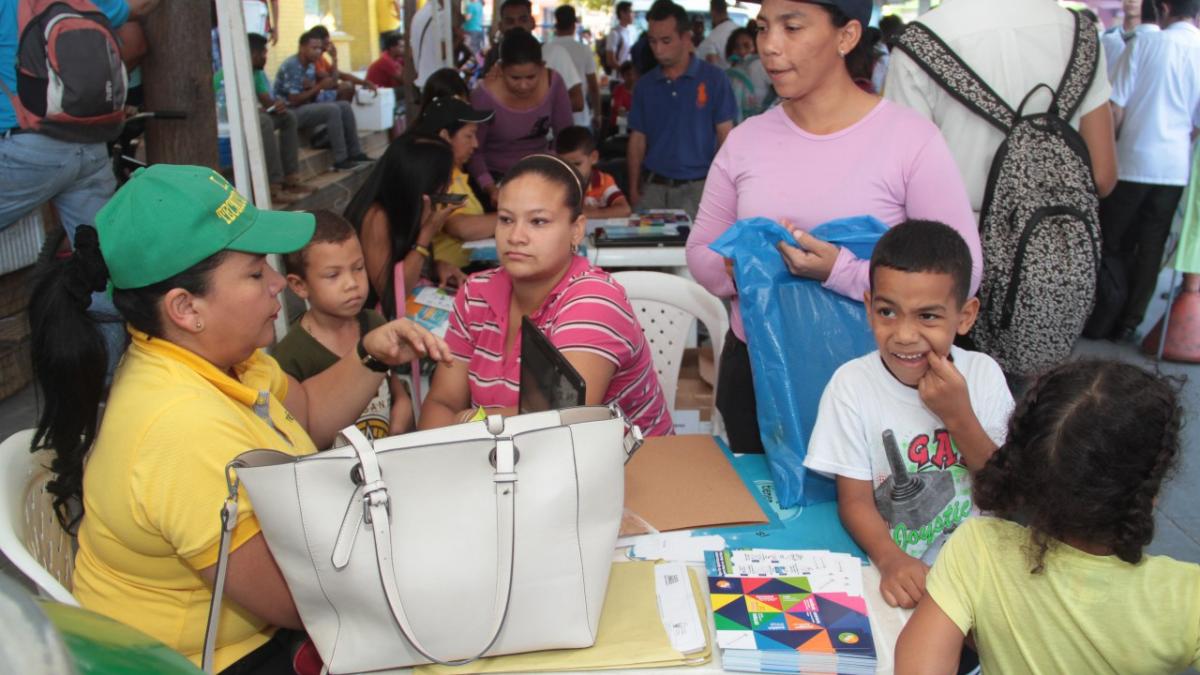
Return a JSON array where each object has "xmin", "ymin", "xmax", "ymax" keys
[{"xmin": 0, "ymin": 0, "xmax": 157, "ymax": 375}]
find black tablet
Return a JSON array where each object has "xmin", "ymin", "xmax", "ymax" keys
[{"xmin": 518, "ymin": 317, "xmax": 586, "ymax": 414}]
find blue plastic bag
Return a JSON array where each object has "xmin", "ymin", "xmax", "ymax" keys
[{"xmin": 710, "ymin": 216, "xmax": 888, "ymax": 508}]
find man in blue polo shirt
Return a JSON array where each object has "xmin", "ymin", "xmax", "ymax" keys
[{"xmin": 627, "ymin": 0, "xmax": 735, "ymax": 218}]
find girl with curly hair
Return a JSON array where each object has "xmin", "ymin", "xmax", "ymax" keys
[{"xmin": 895, "ymin": 359, "xmax": 1200, "ymax": 674}]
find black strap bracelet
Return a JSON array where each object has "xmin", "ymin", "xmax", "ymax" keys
[{"xmin": 356, "ymin": 338, "xmax": 390, "ymax": 374}]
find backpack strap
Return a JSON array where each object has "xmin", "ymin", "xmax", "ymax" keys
[
  {"xmin": 893, "ymin": 21, "xmax": 1016, "ymax": 134},
  {"xmin": 1053, "ymin": 9, "xmax": 1101, "ymax": 123}
]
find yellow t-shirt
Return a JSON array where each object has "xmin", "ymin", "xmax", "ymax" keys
[
  {"xmin": 375, "ymin": 0, "xmax": 400, "ymax": 32},
  {"xmin": 73, "ymin": 330, "xmax": 317, "ymax": 672},
  {"xmin": 433, "ymin": 167, "xmax": 486, "ymax": 269},
  {"xmin": 927, "ymin": 517, "xmax": 1200, "ymax": 674}
]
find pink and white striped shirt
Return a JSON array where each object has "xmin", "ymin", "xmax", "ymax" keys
[{"xmin": 445, "ymin": 255, "xmax": 674, "ymax": 436}]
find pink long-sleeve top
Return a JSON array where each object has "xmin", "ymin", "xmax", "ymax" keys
[{"xmin": 686, "ymin": 100, "xmax": 981, "ymax": 344}]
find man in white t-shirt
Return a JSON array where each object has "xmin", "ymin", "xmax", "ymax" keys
[
  {"xmin": 804, "ymin": 221, "xmax": 1014, "ymax": 610},
  {"xmin": 1101, "ymin": 0, "xmax": 1160, "ymax": 78},
  {"xmin": 412, "ymin": 0, "xmax": 445, "ymax": 88},
  {"xmin": 607, "ymin": 1, "xmax": 641, "ymax": 72},
  {"xmin": 884, "ymin": 0, "xmax": 1118, "ymax": 219},
  {"xmin": 1096, "ymin": 0, "xmax": 1200, "ymax": 341},
  {"xmin": 551, "ymin": 5, "xmax": 600, "ymax": 127},
  {"xmin": 696, "ymin": 0, "xmax": 738, "ymax": 70}
]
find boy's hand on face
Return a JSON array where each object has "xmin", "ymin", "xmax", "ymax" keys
[
  {"xmin": 877, "ymin": 550, "xmax": 929, "ymax": 609},
  {"xmin": 918, "ymin": 351, "xmax": 972, "ymax": 427}
]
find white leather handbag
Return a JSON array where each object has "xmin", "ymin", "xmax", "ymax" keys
[{"xmin": 202, "ymin": 405, "xmax": 642, "ymax": 674}]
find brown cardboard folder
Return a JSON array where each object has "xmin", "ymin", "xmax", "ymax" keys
[
  {"xmin": 621, "ymin": 435, "xmax": 768, "ymax": 537},
  {"xmin": 415, "ymin": 561, "xmax": 711, "ymax": 674}
]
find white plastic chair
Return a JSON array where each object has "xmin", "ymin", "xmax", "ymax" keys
[
  {"xmin": 0, "ymin": 429, "xmax": 78, "ymax": 606},
  {"xmin": 612, "ymin": 271, "xmax": 729, "ymax": 430}
]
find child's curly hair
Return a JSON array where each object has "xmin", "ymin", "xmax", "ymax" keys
[{"xmin": 973, "ymin": 359, "xmax": 1183, "ymax": 572}]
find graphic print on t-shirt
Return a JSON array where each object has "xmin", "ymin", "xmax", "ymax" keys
[
  {"xmin": 520, "ymin": 115, "xmax": 552, "ymax": 140},
  {"xmin": 872, "ymin": 427, "xmax": 971, "ymax": 563}
]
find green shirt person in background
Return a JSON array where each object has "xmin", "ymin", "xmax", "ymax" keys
[{"xmin": 214, "ymin": 32, "xmax": 314, "ymax": 204}]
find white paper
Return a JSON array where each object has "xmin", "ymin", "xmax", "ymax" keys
[
  {"xmin": 654, "ymin": 563, "xmax": 707, "ymax": 654},
  {"xmin": 716, "ymin": 548, "xmax": 865, "ymax": 597},
  {"xmin": 632, "ymin": 533, "xmax": 727, "ymax": 563},
  {"xmin": 671, "ymin": 409, "xmax": 702, "ymax": 435}
]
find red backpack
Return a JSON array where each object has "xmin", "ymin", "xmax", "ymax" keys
[{"xmin": 1, "ymin": 0, "xmax": 126, "ymax": 142}]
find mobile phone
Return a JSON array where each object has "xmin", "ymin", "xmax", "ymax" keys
[{"xmin": 429, "ymin": 193, "xmax": 467, "ymax": 206}]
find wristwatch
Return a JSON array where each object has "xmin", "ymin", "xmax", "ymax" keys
[{"xmin": 356, "ymin": 338, "xmax": 390, "ymax": 373}]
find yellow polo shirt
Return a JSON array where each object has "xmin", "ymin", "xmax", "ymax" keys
[
  {"xmin": 927, "ymin": 517, "xmax": 1200, "ymax": 674},
  {"xmin": 433, "ymin": 167, "xmax": 486, "ymax": 269},
  {"xmin": 73, "ymin": 330, "xmax": 317, "ymax": 672}
]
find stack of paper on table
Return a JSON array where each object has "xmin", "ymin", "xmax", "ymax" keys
[
  {"xmin": 706, "ymin": 549, "xmax": 876, "ymax": 674},
  {"xmin": 415, "ymin": 561, "xmax": 710, "ymax": 674}
]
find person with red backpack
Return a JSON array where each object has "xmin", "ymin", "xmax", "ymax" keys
[{"xmin": 1, "ymin": 0, "xmax": 158, "ymax": 374}]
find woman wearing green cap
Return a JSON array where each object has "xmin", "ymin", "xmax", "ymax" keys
[{"xmin": 28, "ymin": 165, "xmax": 451, "ymax": 673}]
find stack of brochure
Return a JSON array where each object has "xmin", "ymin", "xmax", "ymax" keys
[
  {"xmin": 707, "ymin": 548, "xmax": 876, "ymax": 674},
  {"xmin": 404, "ymin": 285, "xmax": 454, "ymax": 337}
]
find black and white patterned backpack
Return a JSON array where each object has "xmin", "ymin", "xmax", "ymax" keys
[{"xmin": 895, "ymin": 11, "xmax": 1101, "ymax": 377}]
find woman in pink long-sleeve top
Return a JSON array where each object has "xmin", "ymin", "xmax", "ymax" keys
[{"xmin": 686, "ymin": 0, "xmax": 980, "ymax": 454}]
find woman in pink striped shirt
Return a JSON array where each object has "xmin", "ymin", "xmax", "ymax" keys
[{"xmin": 420, "ymin": 155, "xmax": 673, "ymax": 435}]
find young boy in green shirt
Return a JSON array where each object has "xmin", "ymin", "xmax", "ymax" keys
[{"xmin": 273, "ymin": 210, "xmax": 413, "ymax": 441}]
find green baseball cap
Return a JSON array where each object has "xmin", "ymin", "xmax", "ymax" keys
[{"xmin": 95, "ymin": 164, "xmax": 316, "ymax": 290}]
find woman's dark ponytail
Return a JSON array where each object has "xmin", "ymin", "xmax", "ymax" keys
[{"xmin": 30, "ymin": 226, "xmax": 111, "ymax": 532}]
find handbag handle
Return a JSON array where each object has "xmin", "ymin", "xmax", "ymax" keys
[
  {"xmin": 342, "ymin": 422, "xmax": 518, "ymax": 666},
  {"xmin": 202, "ymin": 463, "xmax": 246, "ymax": 673}
]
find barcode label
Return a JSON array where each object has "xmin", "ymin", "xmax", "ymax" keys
[{"xmin": 663, "ymin": 574, "xmax": 680, "ymax": 585}]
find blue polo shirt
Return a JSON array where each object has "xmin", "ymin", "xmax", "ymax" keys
[
  {"xmin": 628, "ymin": 55, "xmax": 736, "ymax": 181},
  {"xmin": 1, "ymin": 0, "xmax": 129, "ymax": 130}
]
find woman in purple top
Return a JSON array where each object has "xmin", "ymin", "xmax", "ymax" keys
[
  {"xmin": 469, "ymin": 29, "xmax": 573, "ymax": 204},
  {"xmin": 686, "ymin": 0, "xmax": 981, "ymax": 455}
]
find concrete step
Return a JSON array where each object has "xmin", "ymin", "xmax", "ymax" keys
[
  {"xmin": 293, "ymin": 129, "xmax": 389, "ymax": 182},
  {"xmin": 281, "ymin": 159, "xmax": 374, "ymax": 214},
  {"xmin": 295, "ymin": 146, "xmax": 332, "ymax": 181},
  {"xmin": 360, "ymin": 129, "xmax": 390, "ymax": 157}
]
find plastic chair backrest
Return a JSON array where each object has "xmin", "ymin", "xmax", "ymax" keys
[
  {"xmin": 0, "ymin": 429, "xmax": 78, "ymax": 606},
  {"xmin": 611, "ymin": 271, "xmax": 729, "ymax": 423}
]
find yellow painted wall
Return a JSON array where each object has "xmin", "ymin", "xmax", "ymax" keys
[
  {"xmin": 265, "ymin": 0, "xmax": 384, "ymax": 76},
  {"xmin": 340, "ymin": 0, "xmax": 378, "ymax": 71},
  {"xmin": 266, "ymin": 0, "xmax": 309, "ymax": 77}
]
